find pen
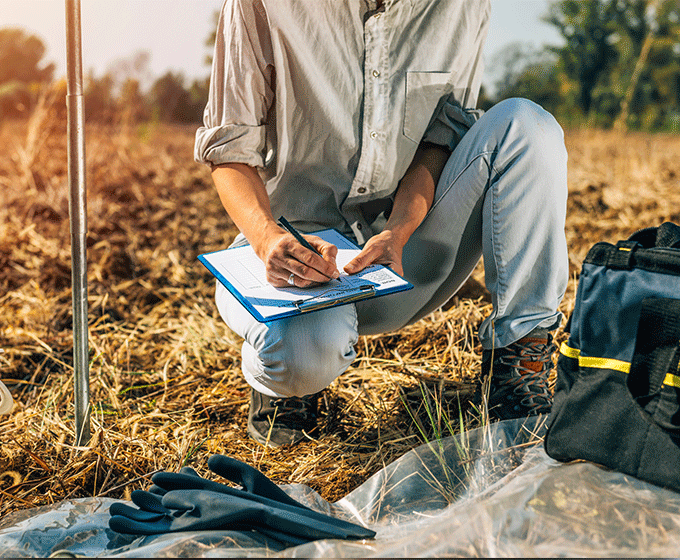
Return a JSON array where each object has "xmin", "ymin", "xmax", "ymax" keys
[
  {"xmin": 278, "ymin": 216, "xmax": 323, "ymax": 256},
  {"xmin": 278, "ymin": 216, "xmax": 341, "ymax": 281}
]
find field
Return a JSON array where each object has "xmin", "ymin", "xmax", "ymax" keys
[{"xmin": 1, "ymin": 100, "xmax": 680, "ymax": 518}]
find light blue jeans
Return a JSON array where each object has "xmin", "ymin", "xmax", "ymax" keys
[{"xmin": 216, "ymin": 99, "xmax": 569, "ymax": 398}]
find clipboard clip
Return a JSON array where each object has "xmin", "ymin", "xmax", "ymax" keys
[{"xmin": 294, "ymin": 284, "xmax": 376, "ymax": 313}]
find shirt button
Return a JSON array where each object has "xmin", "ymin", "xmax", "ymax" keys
[
  {"xmin": 357, "ymin": 223, "xmax": 363, "ymax": 230},
  {"xmin": 370, "ymin": 131, "xmax": 378, "ymax": 139},
  {"xmin": 372, "ymin": 69, "xmax": 380, "ymax": 78},
  {"xmin": 358, "ymin": 187, "xmax": 367, "ymax": 194}
]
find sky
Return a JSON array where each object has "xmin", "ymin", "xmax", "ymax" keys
[{"xmin": 0, "ymin": 0, "xmax": 563, "ymax": 92}]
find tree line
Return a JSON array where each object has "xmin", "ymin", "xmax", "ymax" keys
[
  {"xmin": 0, "ymin": 28, "xmax": 211, "ymax": 125},
  {"xmin": 491, "ymin": 0, "xmax": 680, "ymax": 131},
  {"xmin": 2, "ymin": 0, "xmax": 680, "ymax": 131}
]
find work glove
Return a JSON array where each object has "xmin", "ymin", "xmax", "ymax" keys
[{"xmin": 108, "ymin": 455, "xmax": 375, "ymax": 544}]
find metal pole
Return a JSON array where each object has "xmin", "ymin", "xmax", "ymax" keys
[{"xmin": 65, "ymin": 0, "xmax": 90, "ymax": 446}]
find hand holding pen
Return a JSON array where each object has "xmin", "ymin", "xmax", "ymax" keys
[{"xmin": 270, "ymin": 216, "xmax": 340, "ymax": 288}]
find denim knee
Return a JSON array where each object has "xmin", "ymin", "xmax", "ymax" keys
[
  {"xmin": 488, "ymin": 98, "xmax": 567, "ymax": 195},
  {"xmin": 244, "ymin": 305, "xmax": 358, "ymax": 398},
  {"xmin": 491, "ymin": 98, "xmax": 565, "ymax": 155}
]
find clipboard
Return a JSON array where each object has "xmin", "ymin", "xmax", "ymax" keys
[{"xmin": 198, "ymin": 229, "xmax": 413, "ymax": 322}]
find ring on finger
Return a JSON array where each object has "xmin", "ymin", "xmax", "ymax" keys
[{"xmin": 287, "ymin": 272, "xmax": 295, "ymax": 286}]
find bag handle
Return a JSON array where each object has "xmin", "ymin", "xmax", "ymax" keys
[
  {"xmin": 628, "ymin": 222, "xmax": 680, "ymax": 249},
  {"xmin": 627, "ymin": 297, "xmax": 680, "ymax": 433}
]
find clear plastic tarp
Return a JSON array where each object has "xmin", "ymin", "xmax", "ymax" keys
[{"xmin": 2, "ymin": 416, "xmax": 680, "ymax": 558}]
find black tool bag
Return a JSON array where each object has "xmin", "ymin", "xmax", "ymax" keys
[{"xmin": 544, "ymin": 222, "xmax": 680, "ymax": 492}]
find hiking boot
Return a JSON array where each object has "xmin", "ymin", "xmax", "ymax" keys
[
  {"xmin": 247, "ymin": 389, "xmax": 319, "ymax": 447},
  {"xmin": 482, "ymin": 333, "xmax": 557, "ymax": 420}
]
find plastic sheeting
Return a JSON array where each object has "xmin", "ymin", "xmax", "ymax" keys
[{"xmin": 2, "ymin": 416, "xmax": 680, "ymax": 558}]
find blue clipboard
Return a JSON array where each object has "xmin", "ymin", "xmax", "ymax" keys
[{"xmin": 198, "ymin": 229, "xmax": 413, "ymax": 323}]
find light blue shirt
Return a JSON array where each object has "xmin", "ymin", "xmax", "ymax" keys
[{"xmin": 195, "ymin": 0, "xmax": 490, "ymax": 244}]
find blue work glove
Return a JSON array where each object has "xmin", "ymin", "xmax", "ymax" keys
[{"xmin": 108, "ymin": 455, "xmax": 375, "ymax": 543}]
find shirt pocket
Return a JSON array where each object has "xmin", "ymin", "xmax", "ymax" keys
[{"xmin": 403, "ymin": 71, "xmax": 450, "ymax": 143}]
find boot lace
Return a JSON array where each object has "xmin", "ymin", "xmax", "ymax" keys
[
  {"xmin": 493, "ymin": 337, "xmax": 557, "ymax": 414},
  {"xmin": 270, "ymin": 395, "xmax": 318, "ymax": 429}
]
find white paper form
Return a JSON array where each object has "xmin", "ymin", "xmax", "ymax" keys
[{"xmin": 199, "ymin": 229, "xmax": 412, "ymax": 322}]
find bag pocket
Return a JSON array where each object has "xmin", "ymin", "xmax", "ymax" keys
[{"xmin": 544, "ymin": 352, "xmax": 645, "ymax": 469}]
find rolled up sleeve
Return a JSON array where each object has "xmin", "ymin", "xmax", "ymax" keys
[
  {"xmin": 194, "ymin": 0, "xmax": 274, "ymax": 168},
  {"xmin": 421, "ymin": 100, "xmax": 484, "ymax": 152}
]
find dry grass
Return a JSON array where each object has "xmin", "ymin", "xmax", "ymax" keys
[{"xmin": 1, "ymin": 95, "xmax": 679, "ymax": 518}]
